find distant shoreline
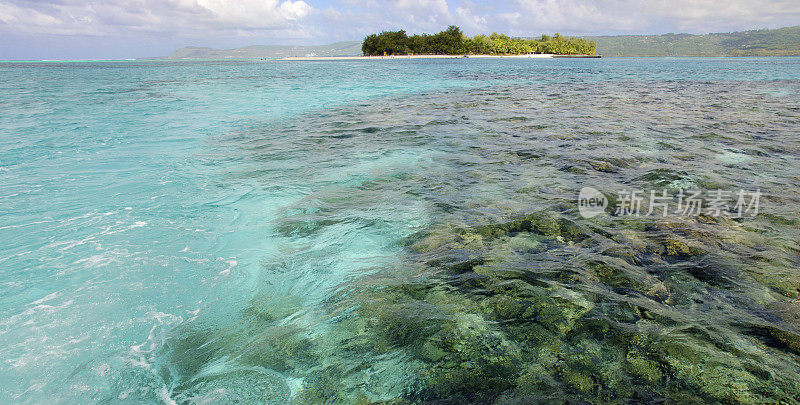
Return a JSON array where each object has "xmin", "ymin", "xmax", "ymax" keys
[{"xmin": 280, "ymin": 54, "xmax": 600, "ymax": 61}]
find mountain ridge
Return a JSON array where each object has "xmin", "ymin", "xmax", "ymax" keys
[{"xmin": 587, "ymin": 26, "xmax": 800, "ymax": 56}]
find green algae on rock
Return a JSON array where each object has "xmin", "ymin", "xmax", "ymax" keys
[{"xmin": 318, "ymin": 205, "xmax": 800, "ymax": 403}]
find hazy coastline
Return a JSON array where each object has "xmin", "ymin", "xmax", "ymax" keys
[{"xmin": 279, "ymin": 53, "xmax": 600, "ymax": 61}]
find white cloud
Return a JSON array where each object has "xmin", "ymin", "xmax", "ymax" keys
[
  {"xmin": 647, "ymin": 0, "xmax": 800, "ymax": 31},
  {"xmin": 279, "ymin": 1, "xmax": 313, "ymax": 20},
  {"xmin": 385, "ymin": 0, "xmax": 454, "ymax": 31},
  {"xmin": 509, "ymin": 0, "xmax": 800, "ymax": 34},
  {"xmin": 0, "ymin": 0, "xmax": 314, "ymax": 36}
]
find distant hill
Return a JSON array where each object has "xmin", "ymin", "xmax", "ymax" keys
[
  {"xmin": 159, "ymin": 41, "xmax": 362, "ymax": 59},
  {"xmin": 588, "ymin": 26, "xmax": 800, "ymax": 56}
]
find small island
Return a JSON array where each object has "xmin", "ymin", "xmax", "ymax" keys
[{"xmin": 362, "ymin": 25, "xmax": 597, "ymax": 57}]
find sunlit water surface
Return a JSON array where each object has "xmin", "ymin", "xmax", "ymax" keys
[{"xmin": 1, "ymin": 58, "xmax": 800, "ymax": 403}]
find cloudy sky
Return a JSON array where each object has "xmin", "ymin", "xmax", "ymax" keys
[{"xmin": 1, "ymin": 0, "xmax": 799, "ymax": 59}]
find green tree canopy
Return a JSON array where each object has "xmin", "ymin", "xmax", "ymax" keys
[{"xmin": 362, "ymin": 26, "xmax": 596, "ymax": 56}]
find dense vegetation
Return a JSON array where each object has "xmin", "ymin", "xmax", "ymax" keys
[
  {"xmin": 362, "ymin": 26, "xmax": 596, "ymax": 56},
  {"xmin": 587, "ymin": 25, "xmax": 800, "ymax": 56}
]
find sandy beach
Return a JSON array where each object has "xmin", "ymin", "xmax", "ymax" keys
[{"xmin": 280, "ymin": 53, "xmax": 600, "ymax": 61}]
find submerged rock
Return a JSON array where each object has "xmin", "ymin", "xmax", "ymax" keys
[
  {"xmin": 162, "ymin": 202, "xmax": 800, "ymax": 404},
  {"xmin": 334, "ymin": 206, "xmax": 800, "ymax": 403}
]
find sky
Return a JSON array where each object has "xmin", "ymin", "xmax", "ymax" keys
[{"xmin": 1, "ymin": 0, "xmax": 799, "ymax": 59}]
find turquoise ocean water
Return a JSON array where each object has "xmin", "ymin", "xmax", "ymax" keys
[{"xmin": 1, "ymin": 58, "xmax": 800, "ymax": 403}]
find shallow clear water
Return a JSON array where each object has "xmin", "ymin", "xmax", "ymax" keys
[{"xmin": 1, "ymin": 58, "xmax": 799, "ymax": 403}]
